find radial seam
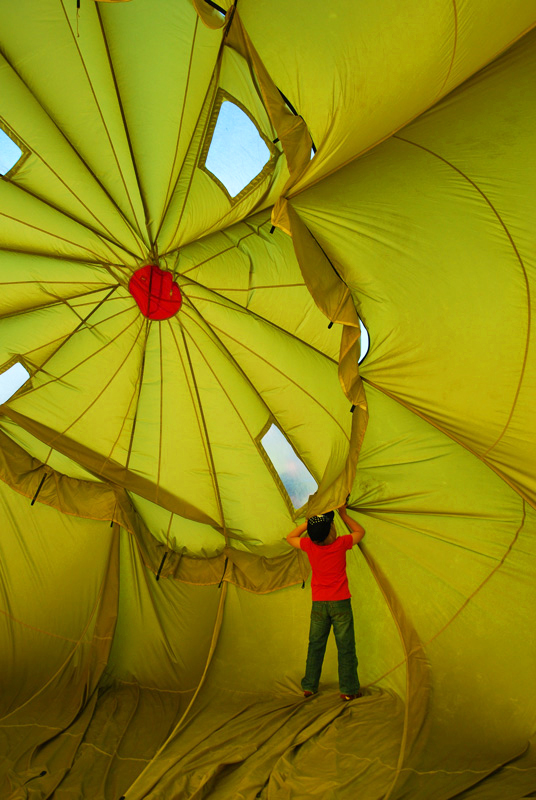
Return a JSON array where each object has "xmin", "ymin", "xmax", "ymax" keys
[
  {"xmin": 0, "ymin": 47, "xmax": 147, "ymax": 255},
  {"xmin": 125, "ymin": 319, "xmax": 151, "ymax": 470},
  {"xmin": 156, "ymin": 322, "xmax": 164, "ymax": 504},
  {"xmin": 192, "ymin": 315, "xmax": 349, "ymax": 439},
  {"xmin": 0, "ymin": 285, "xmax": 111, "ymax": 324},
  {"xmin": 95, "ymin": 5, "xmax": 153, "ymax": 251},
  {"xmin": 40, "ymin": 315, "xmax": 145, "ymax": 447},
  {"xmin": 17, "ymin": 300, "xmax": 135, "ymax": 395},
  {"xmin": 100, "ymin": 321, "xmax": 147, "ymax": 468},
  {"xmin": 0, "ymin": 209, "xmax": 117, "ymax": 263},
  {"xmin": 173, "ymin": 230, "xmax": 257, "ymax": 276},
  {"xmin": 183, "ymin": 276, "xmax": 338, "ymax": 365},
  {"xmin": 178, "ymin": 321, "xmax": 227, "ymax": 536},
  {"xmin": 154, "ymin": 16, "xmax": 201, "ymax": 242},
  {"xmin": 167, "ymin": 70, "xmax": 222, "ymax": 256},
  {"xmin": 182, "ymin": 299, "xmax": 321, "ymax": 482},
  {"xmin": 166, "ymin": 319, "xmax": 223, "ymax": 530},
  {"xmin": 20, "ymin": 300, "xmax": 130, "ymax": 369},
  {"xmin": 59, "ymin": 0, "xmax": 146, "ymax": 240},
  {"xmin": 2, "ymin": 170, "xmax": 141, "ymax": 262},
  {"xmin": 22, "ymin": 285, "xmax": 119, "ymax": 378}
]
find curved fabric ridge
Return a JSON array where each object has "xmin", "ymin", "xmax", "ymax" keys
[
  {"xmin": 0, "ymin": 429, "xmax": 307, "ymax": 593},
  {"xmin": 272, "ymin": 198, "xmax": 368, "ymax": 516},
  {"xmin": 240, "ymin": 0, "xmax": 536, "ymax": 198},
  {"xmin": 287, "ymin": 27, "xmax": 536, "ymax": 510}
]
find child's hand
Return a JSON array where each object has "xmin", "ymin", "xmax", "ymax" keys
[{"xmin": 337, "ymin": 504, "xmax": 347, "ymax": 515}]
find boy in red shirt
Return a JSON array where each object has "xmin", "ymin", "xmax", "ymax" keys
[{"xmin": 286, "ymin": 505, "xmax": 365, "ymax": 700}]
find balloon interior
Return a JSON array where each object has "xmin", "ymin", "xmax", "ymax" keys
[{"xmin": 0, "ymin": 2, "xmax": 535, "ymax": 799}]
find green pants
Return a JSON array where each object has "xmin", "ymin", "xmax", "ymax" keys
[{"xmin": 301, "ymin": 599, "xmax": 360, "ymax": 695}]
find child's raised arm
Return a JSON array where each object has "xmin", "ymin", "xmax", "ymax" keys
[
  {"xmin": 338, "ymin": 504, "xmax": 365, "ymax": 546},
  {"xmin": 286, "ymin": 520, "xmax": 308, "ymax": 550}
]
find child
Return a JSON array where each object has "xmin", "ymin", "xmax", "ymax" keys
[{"xmin": 286, "ymin": 504, "xmax": 365, "ymax": 700}]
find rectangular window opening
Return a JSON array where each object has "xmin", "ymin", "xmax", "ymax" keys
[
  {"xmin": 0, "ymin": 127, "xmax": 23, "ymax": 175},
  {"xmin": 260, "ymin": 423, "xmax": 317, "ymax": 511}
]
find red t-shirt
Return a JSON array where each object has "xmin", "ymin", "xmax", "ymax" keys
[{"xmin": 300, "ymin": 535, "xmax": 354, "ymax": 601}]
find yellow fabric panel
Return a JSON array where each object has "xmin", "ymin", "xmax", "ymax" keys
[
  {"xmin": 0, "ymin": 483, "xmax": 118, "ymax": 794},
  {"xmin": 0, "ymin": 175, "xmax": 130, "ymax": 263},
  {"xmin": 0, "ymin": 427, "xmax": 308, "ymax": 594},
  {"xmin": 225, "ymin": 9, "xmax": 313, "ymax": 178},
  {"xmin": 0, "ymin": 251, "xmax": 113, "ymax": 323},
  {"xmin": 0, "ymin": 2, "xmax": 535, "ymax": 798},
  {"xmin": 105, "ymin": 530, "xmax": 221, "ymax": 690},
  {"xmin": 130, "ymin": 494, "xmax": 225, "ymax": 555},
  {"xmin": 0, "ymin": 417, "xmax": 100, "ymax": 481},
  {"xmin": 290, "ymin": 30, "xmax": 536, "ymax": 508},
  {"xmin": 174, "ymin": 313, "xmax": 295, "ymax": 544},
  {"xmin": 120, "ymin": 318, "xmax": 224, "ymax": 524},
  {"xmin": 0, "ymin": 287, "xmax": 122, "ymax": 379},
  {"xmin": 241, "ymin": 0, "xmax": 536, "ymax": 195},
  {"xmin": 47, "ymin": 684, "xmax": 187, "ymax": 799},
  {"xmin": 0, "ymin": 485, "xmax": 116, "ymax": 678},
  {"xmin": 190, "ymin": 289, "xmax": 350, "ymax": 499},
  {"xmin": 0, "ymin": 2, "xmax": 146, "ymax": 238},
  {"xmin": 271, "ymin": 201, "xmax": 369, "ymax": 514},
  {"xmin": 1, "ymin": 208, "xmax": 348, "ymax": 538},
  {"xmin": 5, "ymin": 289, "xmax": 146, "ymax": 458},
  {"xmin": 157, "ymin": 45, "xmax": 289, "ymax": 251},
  {"xmin": 120, "ymin": 574, "xmax": 417, "ymax": 799},
  {"xmin": 97, "ymin": 0, "xmax": 223, "ymax": 240},
  {"xmin": 169, "ymin": 210, "xmax": 340, "ymax": 362},
  {"xmin": 0, "ymin": 51, "xmax": 145, "ymax": 259}
]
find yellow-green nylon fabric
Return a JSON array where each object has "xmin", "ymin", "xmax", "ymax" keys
[{"xmin": 0, "ymin": 1, "xmax": 535, "ymax": 798}]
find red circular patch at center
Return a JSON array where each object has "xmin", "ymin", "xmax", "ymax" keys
[{"xmin": 128, "ymin": 264, "xmax": 182, "ymax": 320}]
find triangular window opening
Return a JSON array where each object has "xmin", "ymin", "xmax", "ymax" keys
[
  {"xmin": 201, "ymin": 93, "xmax": 276, "ymax": 202},
  {"xmin": 359, "ymin": 318, "xmax": 370, "ymax": 364},
  {"xmin": 0, "ymin": 362, "xmax": 30, "ymax": 404},
  {"xmin": 0, "ymin": 128, "xmax": 23, "ymax": 176},
  {"xmin": 261, "ymin": 424, "xmax": 317, "ymax": 511}
]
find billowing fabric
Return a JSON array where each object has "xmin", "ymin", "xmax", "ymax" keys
[{"xmin": 0, "ymin": 1, "xmax": 535, "ymax": 798}]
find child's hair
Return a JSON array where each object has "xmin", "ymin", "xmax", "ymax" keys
[{"xmin": 307, "ymin": 511, "xmax": 335, "ymax": 543}]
